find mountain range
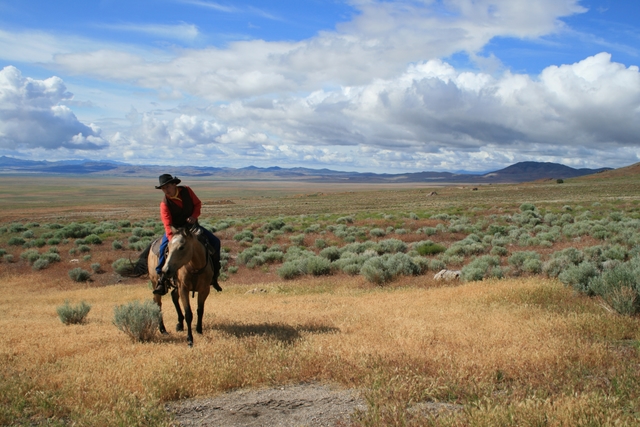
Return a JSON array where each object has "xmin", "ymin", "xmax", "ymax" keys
[{"xmin": 0, "ymin": 156, "xmax": 612, "ymax": 184}]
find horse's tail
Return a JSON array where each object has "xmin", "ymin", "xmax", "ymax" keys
[{"xmin": 116, "ymin": 243, "xmax": 152, "ymax": 277}]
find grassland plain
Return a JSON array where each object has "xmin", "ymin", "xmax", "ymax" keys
[{"xmin": 0, "ymin": 173, "xmax": 640, "ymax": 426}]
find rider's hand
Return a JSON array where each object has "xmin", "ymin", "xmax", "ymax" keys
[{"xmin": 186, "ymin": 216, "xmax": 196, "ymax": 224}]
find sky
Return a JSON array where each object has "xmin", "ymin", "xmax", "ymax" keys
[{"xmin": 0, "ymin": 0, "xmax": 639, "ymax": 174}]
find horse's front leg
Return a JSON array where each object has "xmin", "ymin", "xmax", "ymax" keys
[
  {"xmin": 180, "ymin": 290, "xmax": 194, "ymax": 347},
  {"xmin": 171, "ymin": 288, "xmax": 184, "ymax": 332},
  {"xmin": 196, "ymin": 283, "xmax": 210, "ymax": 335},
  {"xmin": 153, "ymin": 294, "xmax": 168, "ymax": 335}
]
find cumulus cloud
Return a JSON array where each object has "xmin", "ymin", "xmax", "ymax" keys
[
  {"xmin": 52, "ymin": 0, "xmax": 585, "ymax": 101},
  {"xmin": 109, "ymin": 52, "xmax": 639, "ymax": 171},
  {"xmin": 0, "ymin": 66, "xmax": 107, "ymax": 150}
]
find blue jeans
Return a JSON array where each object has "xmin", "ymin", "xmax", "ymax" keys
[{"xmin": 156, "ymin": 226, "xmax": 221, "ymax": 274}]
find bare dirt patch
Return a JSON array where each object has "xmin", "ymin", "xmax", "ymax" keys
[{"xmin": 166, "ymin": 383, "xmax": 366, "ymax": 427}]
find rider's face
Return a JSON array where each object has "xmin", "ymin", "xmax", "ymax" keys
[{"xmin": 161, "ymin": 183, "xmax": 177, "ymax": 197}]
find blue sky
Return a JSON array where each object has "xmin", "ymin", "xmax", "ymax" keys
[{"xmin": 0, "ymin": 0, "xmax": 639, "ymax": 173}]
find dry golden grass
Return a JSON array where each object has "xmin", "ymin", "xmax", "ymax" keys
[
  {"xmin": 2, "ymin": 174, "xmax": 640, "ymax": 425},
  {"xmin": 2, "ymin": 267, "xmax": 638, "ymax": 426}
]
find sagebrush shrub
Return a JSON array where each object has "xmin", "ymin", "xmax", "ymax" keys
[
  {"xmin": 414, "ymin": 241, "xmax": 446, "ymax": 256},
  {"xmin": 558, "ymin": 261, "xmax": 599, "ymax": 294},
  {"xmin": 113, "ymin": 300, "xmax": 160, "ymax": 342},
  {"xmin": 290, "ymin": 234, "xmax": 306, "ymax": 246},
  {"xmin": 320, "ymin": 246, "xmax": 341, "ymax": 261},
  {"xmin": 20, "ymin": 249, "xmax": 41, "ymax": 264},
  {"xmin": 369, "ymin": 228, "xmax": 386, "ymax": 237},
  {"xmin": 361, "ymin": 257, "xmax": 393, "ymax": 285},
  {"xmin": 377, "ymin": 239, "xmax": 407, "ymax": 254},
  {"xmin": 84, "ymin": 234, "xmax": 103, "ymax": 245},
  {"xmin": 233, "ymin": 230, "xmax": 254, "ymax": 242},
  {"xmin": 68, "ymin": 268, "xmax": 91, "ymax": 282},
  {"xmin": 589, "ymin": 261, "xmax": 640, "ymax": 315},
  {"xmin": 461, "ymin": 256, "xmax": 502, "ymax": 282},
  {"xmin": 300, "ymin": 256, "xmax": 332, "ymax": 276},
  {"xmin": 8, "ymin": 237, "xmax": 25, "ymax": 246},
  {"xmin": 57, "ymin": 300, "xmax": 91, "ymax": 325},
  {"xmin": 277, "ymin": 261, "xmax": 303, "ymax": 280},
  {"xmin": 32, "ymin": 258, "xmax": 49, "ymax": 270}
]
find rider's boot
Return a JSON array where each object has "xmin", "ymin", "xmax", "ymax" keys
[
  {"xmin": 211, "ymin": 254, "xmax": 222, "ymax": 292},
  {"xmin": 153, "ymin": 275, "xmax": 169, "ymax": 295}
]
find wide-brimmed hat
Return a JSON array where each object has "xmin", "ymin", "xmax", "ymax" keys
[{"xmin": 155, "ymin": 174, "xmax": 181, "ymax": 189}]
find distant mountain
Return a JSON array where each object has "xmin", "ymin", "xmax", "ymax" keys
[
  {"xmin": 480, "ymin": 161, "xmax": 612, "ymax": 183},
  {"xmin": 0, "ymin": 156, "xmax": 612, "ymax": 184}
]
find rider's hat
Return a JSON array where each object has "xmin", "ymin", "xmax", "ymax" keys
[{"xmin": 155, "ymin": 174, "xmax": 181, "ymax": 189}]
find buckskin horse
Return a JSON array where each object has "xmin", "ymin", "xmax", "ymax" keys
[{"xmin": 122, "ymin": 225, "xmax": 217, "ymax": 346}]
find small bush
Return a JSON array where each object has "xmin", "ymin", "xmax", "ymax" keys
[
  {"xmin": 68, "ymin": 268, "xmax": 91, "ymax": 282},
  {"xmin": 414, "ymin": 241, "xmax": 447, "ymax": 256},
  {"xmin": 84, "ymin": 234, "xmax": 103, "ymax": 245},
  {"xmin": 320, "ymin": 246, "xmax": 341, "ymax": 261},
  {"xmin": 32, "ymin": 258, "xmax": 49, "ymax": 270},
  {"xmin": 289, "ymin": 234, "xmax": 306, "ymax": 246},
  {"xmin": 8, "ymin": 237, "xmax": 25, "ymax": 246},
  {"xmin": 20, "ymin": 249, "xmax": 41, "ymax": 264},
  {"xmin": 369, "ymin": 228, "xmax": 386, "ymax": 237},
  {"xmin": 301, "ymin": 256, "xmax": 332, "ymax": 276},
  {"xmin": 277, "ymin": 261, "xmax": 303, "ymax": 280},
  {"xmin": 520, "ymin": 203, "xmax": 536, "ymax": 212},
  {"xmin": 361, "ymin": 257, "xmax": 393, "ymax": 285},
  {"xmin": 558, "ymin": 261, "xmax": 599, "ymax": 294},
  {"xmin": 91, "ymin": 263, "xmax": 101, "ymax": 273},
  {"xmin": 40, "ymin": 252, "xmax": 61, "ymax": 263},
  {"xmin": 377, "ymin": 239, "xmax": 407, "ymax": 254},
  {"xmin": 490, "ymin": 246, "xmax": 508, "ymax": 256},
  {"xmin": 589, "ymin": 261, "xmax": 640, "ymax": 315},
  {"xmin": 112, "ymin": 240, "xmax": 123, "ymax": 250},
  {"xmin": 233, "ymin": 230, "xmax": 254, "ymax": 242},
  {"xmin": 113, "ymin": 300, "xmax": 160, "ymax": 342},
  {"xmin": 57, "ymin": 300, "xmax": 91, "ymax": 325},
  {"xmin": 461, "ymin": 256, "xmax": 502, "ymax": 282},
  {"xmin": 314, "ymin": 238, "xmax": 328, "ymax": 249},
  {"xmin": 336, "ymin": 216, "xmax": 354, "ymax": 224}
]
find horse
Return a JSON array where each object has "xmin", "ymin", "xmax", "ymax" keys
[{"xmin": 121, "ymin": 225, "xmax": 216, "ymax": 346}]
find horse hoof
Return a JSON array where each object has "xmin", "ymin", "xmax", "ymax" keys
[
  {"xmin": 196, "ymin": 328, "xmax": 203, "ymax": 334},
  {"xmin": 176, "ymin": 324, "xmax": 184, "ymax": 332},
  {"xmin": 188, "ymin": 341, "xmax": 193, "ymax": 347},
  {"xmin": 161, "ymin": 330, "xmax": 169, "ymax": 335}
]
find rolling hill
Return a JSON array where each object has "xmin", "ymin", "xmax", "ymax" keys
[{"xmin": 0, "ymin": 156, "xmax": 612, "ymax": 184}]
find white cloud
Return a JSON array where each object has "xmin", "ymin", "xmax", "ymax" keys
[
  {"xmin": 98, "ymin": 22, "xmax": 200, "ymax": 42},
  {"xmin": 48, "ymin": 0, "xmax": 586, "ymax": 101},
  {"xmin": 0, "ymin": 66, "xmax": 106, "ymax": 150}
]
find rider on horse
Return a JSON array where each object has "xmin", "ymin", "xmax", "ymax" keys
[{"xmin": 153, "ymin": 174, "xmax": 221, "ymax": 295}]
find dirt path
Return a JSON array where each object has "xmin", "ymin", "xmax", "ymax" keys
[{"xmin": 166, "ymin": 383, "xmax": 366, "ymax": 427}]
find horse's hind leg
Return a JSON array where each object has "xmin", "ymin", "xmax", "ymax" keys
[
  {"xmin": 171, "ymin": 288, "xmax": 184, "ymax": 332},
  {"xmin": 153, "ymin": 295, "xmax": 168, "ymax": 335}
]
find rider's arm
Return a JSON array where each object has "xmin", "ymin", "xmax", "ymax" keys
[{"xmin": 160, "ymin": 201, "xmax": 174, "ymax": 239}]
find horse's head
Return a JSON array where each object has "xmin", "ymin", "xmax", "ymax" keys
[{"xmin": 162, "ymin": 226, "xmax": 197, "ymax": 277}]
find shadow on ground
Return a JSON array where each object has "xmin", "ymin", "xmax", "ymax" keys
[{"xmin": 211, "ymin": 321, "xmax": 340, "ymax": 345}]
